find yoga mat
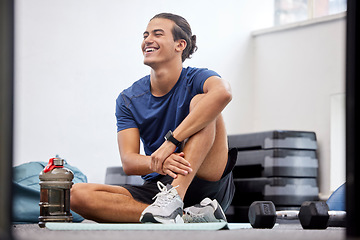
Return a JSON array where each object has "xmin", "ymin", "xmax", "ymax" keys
[{"xmin": 46, "ymin": 221, "xmax": 253, "ymax": 231}]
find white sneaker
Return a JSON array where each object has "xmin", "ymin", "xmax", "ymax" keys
[
  {"xmin": 140, "ymin": 181, "xmax": 184, "ymax": 224},
  {"xmin": 183, "ymin": 198, "xmax": 227, "ymax": 223}
]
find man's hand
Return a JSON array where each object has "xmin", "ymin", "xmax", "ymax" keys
[
  {"xmin": 150, "ymin": 141, "xmax": 192, "ymax": 176},
  {"xmin": 162, "ymin": 152, "xmax": 192, "ymax": 179},
  {"xmin": 150, "ymin": 140, "xmax": 177, "ymax": 174}
]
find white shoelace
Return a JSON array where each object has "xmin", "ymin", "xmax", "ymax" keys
[{"xmin": 151, "ymin": 181, "xmax": 179, "ymax": 208}]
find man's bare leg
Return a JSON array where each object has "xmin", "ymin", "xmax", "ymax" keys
[
  {"xmin": 71, "ymin": 94, "xmax": 228, "ymax": 223},
  {"xmin": 70, "ymin": 183, "xmax": 148, "ymax": 222},
  {"xmin": 172, "ymin": 94, "xmax": 229, "ymax": 199}
]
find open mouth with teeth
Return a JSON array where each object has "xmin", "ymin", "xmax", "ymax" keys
[{"xmin": 144, "ymin": 47, "xmax": 159, "ymax": 54}]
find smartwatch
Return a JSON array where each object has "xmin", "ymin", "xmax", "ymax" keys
[{"xmin": 164, "ymin": 130, "xmax": 181, "ymax": 147}]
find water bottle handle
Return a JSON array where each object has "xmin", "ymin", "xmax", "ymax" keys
[{"xmin": 44, "ymin": 158, "xmax": 64, "ymax": 173}]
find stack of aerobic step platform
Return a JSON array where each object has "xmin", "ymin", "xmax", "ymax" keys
[{"xmin": 226, "ymin": 130, "xmax": 319, "ymax": 222}]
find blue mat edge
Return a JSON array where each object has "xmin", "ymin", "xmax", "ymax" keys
[{"xmin": 46, "ymin": 221, "xmax": 252, "ymax": 231}]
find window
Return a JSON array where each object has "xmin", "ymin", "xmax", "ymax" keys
[{"xmin": 274, "ymin": 0, "xmax": 347, "ymax": 26}]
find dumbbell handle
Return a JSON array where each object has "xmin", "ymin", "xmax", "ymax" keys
[
  {"xmin": 329, "ymin": 210, "xmax": 346, "ymax": 222},
  {"xmin": 277, "ymin": 210, "xmax": 346, "ymax": 222},
  {"xmin": 276, "ymin": 210, "xmax": 299, "ymax": 220}
]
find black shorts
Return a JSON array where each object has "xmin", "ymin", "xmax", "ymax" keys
[{"xmin": 122, "ymin": 148, "xmax": 237, "ymax": 212}]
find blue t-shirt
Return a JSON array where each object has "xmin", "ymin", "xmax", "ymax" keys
[{"xmin": 115, "ymin": 66, "xmax": 220, "ymax": 180}]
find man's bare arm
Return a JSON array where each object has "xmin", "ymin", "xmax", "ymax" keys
[
  {"xmin": 151, "ymin": 75, "xmax": 232, "ymax": 173},
  {"xmin": 117, "ymin": 128, "xmax": 152, "ymax": 176},
  {"xmin": 173, "ymin": 75, "xmax": 232, "ymax": 141},
  {"xmin": 118, "ymin": 128, "xmax": 191, "ymax": 177}
]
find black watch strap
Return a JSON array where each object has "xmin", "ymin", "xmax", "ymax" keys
[{"xmin": 164, "ymin": 130, "xmax": 181, "ymax": 147}]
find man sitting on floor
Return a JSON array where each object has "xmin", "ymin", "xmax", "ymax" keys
[{"xmin": 70, "ymin": 12, "xmax": 236, "ymax": 224}]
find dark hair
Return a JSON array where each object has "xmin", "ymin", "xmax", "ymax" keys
[{"xmin": 151, "ymin": 13, "xmax": 198, "ymax": 62}]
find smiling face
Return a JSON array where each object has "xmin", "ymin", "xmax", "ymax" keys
[{"xmin": 141, "ymin": 18, "xmax": 185, "ymax": 68}]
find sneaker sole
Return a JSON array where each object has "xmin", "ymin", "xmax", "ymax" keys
[
  {"xmin": 140, "ymin": 213, "xmax": 184, "ymax": 224},
  {"xmin": 140, "ymin": 213, "xmax": 161, "ymax": 223}
]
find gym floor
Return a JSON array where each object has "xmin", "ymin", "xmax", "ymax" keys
[{"xmin": 12, "ymin": 222, "xmax": 345, "ymax": 240}]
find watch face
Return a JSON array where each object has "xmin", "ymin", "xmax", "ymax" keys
[
  {"xmin": 164, "ymin": 130, "xmax": 180, "ymax": 146},
  {"xmin": 165, "ymin": 131, "xmax": 172, "ymax": 140}
]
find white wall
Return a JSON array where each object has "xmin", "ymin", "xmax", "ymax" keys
[
  {"xmin": 252, "ymin": 15, "xmax": 346, "ymax": 197},
  {"xmin": 14, "ymin": 0, "xmax": 273, "ymax": 183},
  {"xmin": 14, "ymin": 0, "xmax": 347, "ymax": 197}
]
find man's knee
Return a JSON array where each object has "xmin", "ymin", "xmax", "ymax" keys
[{"xmin": 70, "ymin": 183, "xmax": 91, "ymax": 211}]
